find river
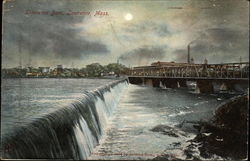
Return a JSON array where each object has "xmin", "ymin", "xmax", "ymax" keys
[
  {"xmin": 1, "ymin": 78, "xmax": 236, "ymax": 160},
  {"xmin": 89, "ymin": 84, "xmax": 234, "ymax": 160}
]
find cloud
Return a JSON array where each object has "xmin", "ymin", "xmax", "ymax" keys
[
  {"xmin": 155, "ymin": 23, "xmax": 171, "ymax": 37},
  {"xmin": 172, "ymin": 49, "xmax": 187, "ymax": 63},
  {"xmin": 124, "ymin": 21, "xmax": 171, "ymax": 37},
  {"xmin": 119, "ymin": 46, "xmax": 166, "ymax": 66},
  {"xmin": 2, "ymin": 0, "xmax": 248, "ymax": 67},
  {"xmin": 3, "ymin": 0, "xmax": 109, "ymax": 67},
  {"xmin": 173, "ymin": 27, "xmax": 249, "ymax": 63}
]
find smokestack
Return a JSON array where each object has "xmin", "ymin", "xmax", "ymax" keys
[{"xmin": 187, "ymin": 45, "xmax": 190, "ymax": 64}]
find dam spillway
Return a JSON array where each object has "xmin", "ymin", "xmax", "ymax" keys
[{"xmin": 2, "ymin": 79, "xmax": 128, "ymax": 159}]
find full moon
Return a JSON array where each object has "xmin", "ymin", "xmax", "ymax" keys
[{"xmin": 124, "ymin": 13, "xmax": 133, "ymax": 21}]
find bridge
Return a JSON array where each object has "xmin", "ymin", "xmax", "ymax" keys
[{"xmin": 127, "ymin": 62, "xmax": 249, "ymax": 93}]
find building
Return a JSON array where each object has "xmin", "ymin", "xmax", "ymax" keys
[
  {"xmin": 26, "ymin": 67, "xmax": 32, "ymax": 73},
  {"xmin": 151, "ymin": 61, "xmax": 189, "ymax": 67},
  {"xmin": 39, "ymin": 67, "xmax": 50, "ymax": 73},
  {"xmin": 56, "ymin": 65, "xmax": 63, "ymax": 73},
  {"xmin": 26, "ymin": 72, "xmax": 39, "ymax": 77}
]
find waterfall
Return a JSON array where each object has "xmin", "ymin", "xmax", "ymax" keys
[{"xmin": 2, "ymin": 79, "xmax": 128, "ymax": 159}]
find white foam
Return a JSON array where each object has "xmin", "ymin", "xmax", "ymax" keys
[
  {"xmin": 73, "ymin": 81, "xmax": 128, "ymax": 160},
  {"xmin": 74, "ymin": 116, "xmax": 96, "ymax": 159},
  {"xmin": 169, "ymin": 111, "xmax": 193, "ymax": 117}
]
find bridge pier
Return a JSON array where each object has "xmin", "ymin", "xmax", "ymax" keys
[
  {"xmin": 196, "ymin": 80, "xmax": 214, "ymax": 93},
  {"xmin": 222, "ymin": 81, "xmax": 248, "ymax": 92},
  {"xmin": 214, "ymin": 80, "xmax": 245, "ymax": 92},
  {"xmin": 144, "ymin": 78, "xmax": 152, "ymax": 86},
  {"xmin": 128, "ymin": 77, "xmax": 143, "ymax": 85},
  {"xmin": 143, "ymin": 78, "xmax": 160, "ymax": 87},
  {"xmin": 219, "ymin": 82, "xmax": 231, "ymax": 91},
  {"xmin": 224, "ymin": 82, "xmax": 236, "ymax": 91},
  {"xmin": 152, "ymin": 79, "xmax": 160, "ymax": 87},
  {"xmin": 162, "ymin": 79, "xmax": 178, "ymax": 88},
  {"xmin": 177, "ymin": 80, "xmax": 187, "ymax": 88},
  {"xmin": 212, "ymin": 81, "xmax": 228, "ymax": 92}
]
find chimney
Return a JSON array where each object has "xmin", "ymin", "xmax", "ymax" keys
[{"xmin": 187, "ymin": 45, "xmax": 190, "ymax": 64}]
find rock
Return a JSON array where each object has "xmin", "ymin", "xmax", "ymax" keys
[
  {"xmin": 190, "ymin": 94, "xmax": 248, "ymax": 160},
  {"xmin": 150, "ymin": 125, "xmax": 179, "ymax": 137},
  {"xmin": 171, "ymin": 142, "xmax": 181, "ymax": 147},
  {"xmin": 151, "ymin": 154, "xmax": 184, "ymax": 161}
]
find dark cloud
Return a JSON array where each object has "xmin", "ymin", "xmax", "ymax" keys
[
  {"xmin": 173, "ymin": 28, "xmax": 249, "ymax": 63},
  {"xmin": 172, "ymin": 49, "xmax": 187, "ymax": 63},
  {"xmin": 189, "ymin": 0, "xmax": 247, "ymax": 21},
  {"xmin": 119, "ymin": 46, "xmax": 166, "ymax": 66},
  {"xmin": 3, "ymin": 0, "xmax": 109, "ymax": 67},
  {"xmin": 2, "ymin": 0, "xmax": 248, "ymax": 67},
  {"xmin": 188, "ymin": 0, "xmax": 249, "ymax": 34}
]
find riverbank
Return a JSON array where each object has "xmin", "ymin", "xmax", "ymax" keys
[
  {"xmin": 192, "ymin": 94, "xmax": 248, "ymax": 160},
  {"xmin": 152, "ymin": 93, "xmax": 248, "ymax": 160}
]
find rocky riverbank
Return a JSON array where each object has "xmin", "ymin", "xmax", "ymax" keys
[
  {"xmin": 152, "ymin": 94, "xmax": 248, "ymax": 161},
  {"xmin": 192, "ymin": 94, "xmax": 248, "ymax": 160}
]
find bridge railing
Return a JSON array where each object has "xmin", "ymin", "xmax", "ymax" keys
[{"xmin": 128, "ymin": 62, "xmax": 249, "ymax": 79}]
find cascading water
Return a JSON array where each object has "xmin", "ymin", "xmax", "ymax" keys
[{"xmin": 1, "ymin": 79, "xmax": 128, "ymax": 159}]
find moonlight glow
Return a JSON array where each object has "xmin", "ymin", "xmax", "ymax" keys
[{"xmin": 124, "ymin": 13, "xmax": 133, "ymax": 21}]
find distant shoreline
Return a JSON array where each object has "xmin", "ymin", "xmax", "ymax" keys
[{"xmin": 1, "ymin": 76, "xmax": 127, "ymax": 80}]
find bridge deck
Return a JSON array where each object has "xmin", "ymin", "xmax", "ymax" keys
[
  {"xmin": 127, "ymin": 62, "xmax": 249, "ymax": 81},
  {"xmin": 128, "ymin": 75, "xmax": 249, "ymax": 81}
]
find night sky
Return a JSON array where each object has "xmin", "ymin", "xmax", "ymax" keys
[{"xmin": 2, "ymin": 0, "xmax": 249, "ymax": 68}]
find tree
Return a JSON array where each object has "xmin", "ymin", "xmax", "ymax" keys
[
  {"xmin": 86, "ymin": 63, "xmax": 104, "ymax": 77},
  {"xmin": 106, "ymin": 63, "xmax": 128, "ymax": 75}
]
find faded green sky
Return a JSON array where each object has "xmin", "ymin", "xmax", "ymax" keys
[{"xmin": 2, "ymin": 0, "xmax": 249, "ymax": 68}]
